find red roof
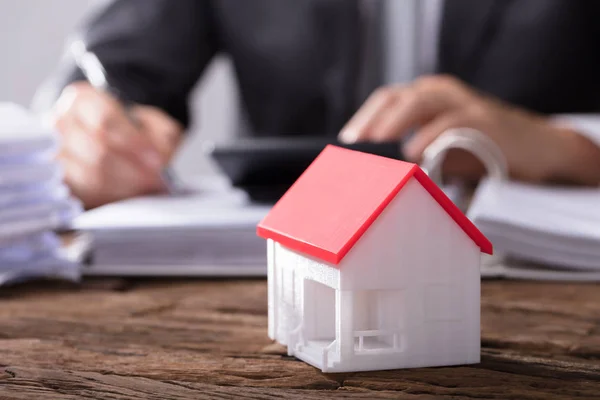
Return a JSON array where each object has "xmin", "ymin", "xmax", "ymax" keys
[{"xmin": 257, "ymin": 145, "xmax": 493, "ymax": 265}]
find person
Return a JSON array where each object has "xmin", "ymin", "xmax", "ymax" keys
[{"xmin": 37, "ymin": 0, "xmax": 600, "ymax": 208}]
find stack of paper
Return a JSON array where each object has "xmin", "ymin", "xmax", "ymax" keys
[
  {"xmin": 74, "ymin": 182, "xmax": 271, "ymax": 276},
  {"xmin": 0, "ymin": 104, "xmax": 82, "ymax": 285},
  {"xmin": 468, "ymin": 178, "xmax": 600, "ymax": 280}
]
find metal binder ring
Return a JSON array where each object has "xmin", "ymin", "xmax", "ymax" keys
[{"xmin": 420, "ymin": 128, "xmax": 509, "ymax": 187}]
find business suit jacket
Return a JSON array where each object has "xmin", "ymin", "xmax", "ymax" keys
[{"xmin": 49, "ymin": 0, "xmax": 600, "ymax": 137}]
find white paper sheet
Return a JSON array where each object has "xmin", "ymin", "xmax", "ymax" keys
[
  {"xmin": 0, "ymin": 232, "xmax": 61, "ymax": 262},
  {"xmin": 0, "ymin": 181, "xmax": 68, "ymax": 209},
  {"xmin": 0, "ymin": 103, "xmax": 57, "ymax": 157}
]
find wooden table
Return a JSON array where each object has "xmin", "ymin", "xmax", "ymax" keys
[{"xmin": 0, "ymin": 279, "xmax": 598, "ymax": 399}]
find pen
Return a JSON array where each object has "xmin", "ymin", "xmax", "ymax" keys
[{"xmin": 69, "ymin": 39, "xmax": 181, "ymax": 195}]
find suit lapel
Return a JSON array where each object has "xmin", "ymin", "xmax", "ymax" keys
[{"xmin": 437, "ymin": 0, "xmax": 510, "ymax": 78}]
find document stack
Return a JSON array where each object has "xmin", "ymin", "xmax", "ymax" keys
[{"xmin": 0, "ymin": 104, "xmax": 82, "ymax": 286}]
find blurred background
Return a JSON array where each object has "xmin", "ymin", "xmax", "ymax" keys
[
  {"xmin": 0, "ymin": 0, "xmax": 599, "ymax": 281},
  {"xmin": 0, "ymin": 0, "xmax": 237, "ymax": 177}
]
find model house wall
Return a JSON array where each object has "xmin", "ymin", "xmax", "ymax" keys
[{"xmin": 336, "ymin": 177, "xmax": 481, "ymax": 367}]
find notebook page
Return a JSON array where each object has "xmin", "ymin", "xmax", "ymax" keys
[
  {"xmin": 469, "ymin": 178, "xmax": 600, "ymax": 241},
  {"xmin": 75, "ymin": 191, "xmax": 271, "ymax": 231}
]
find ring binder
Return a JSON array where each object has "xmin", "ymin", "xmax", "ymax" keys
[
  {"xmin": 429, "ymin": 129, "xmax": 600, "ymax": 281},
  {"xmin": 420, "ymin": 128, "xmax": 509, "ymax": 187}
]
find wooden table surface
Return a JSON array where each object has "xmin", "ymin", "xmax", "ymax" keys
[{"xmin": 0, "ymin": 278, "xmax": 598, "ymax": 399}]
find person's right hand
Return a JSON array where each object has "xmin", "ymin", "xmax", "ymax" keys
[{"xmin": 51, "ymin": 82, "xmax": 184, "ymax": 209}]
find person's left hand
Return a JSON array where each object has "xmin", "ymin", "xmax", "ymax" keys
[{"xmin": 339, "ymin": 75, "xmax": 600, "ymax": 184}]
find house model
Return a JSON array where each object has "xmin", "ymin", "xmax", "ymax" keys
[{"xmin": 257, "ymin": 145, "xmax": 493, "ymax": 373}]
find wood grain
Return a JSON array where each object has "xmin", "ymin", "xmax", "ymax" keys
[{"xmin": 0, "ymin": 279, "xmax": 599, "ymax": 399}]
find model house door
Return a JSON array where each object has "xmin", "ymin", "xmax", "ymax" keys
[{"xmin": 303, "ymin": 279, "xmax": 336, "ymax": 343}]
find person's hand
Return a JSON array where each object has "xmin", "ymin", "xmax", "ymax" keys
[
  {"xmin": 51, "ymin": 82, "xmax": 184, "ymax": 209},
  {"xmin": 339, "ymin": 75, "xmax": 600, "ymax": 185}
]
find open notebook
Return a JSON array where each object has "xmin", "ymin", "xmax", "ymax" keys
[
  {"xmin": 470, "ymin": 179, "xmax": 600, "ymax": 281},
  {"xmin": 74, "ymin": 180, "xmax": 271, "ymax": 276}
]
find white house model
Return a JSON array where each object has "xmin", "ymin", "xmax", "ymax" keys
[{"xmin": 257, "ymin": 145, "xmax": 493, "ymax": 373}]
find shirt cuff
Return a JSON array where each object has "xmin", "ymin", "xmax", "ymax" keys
[{"xmin": 550, "ymin": 114, "xmax": 600, "ymax": 149}]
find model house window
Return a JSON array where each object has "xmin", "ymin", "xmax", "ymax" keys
[{"xmin": 352, "ymin": 290, "xmax": 405, "ymax": 354}]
